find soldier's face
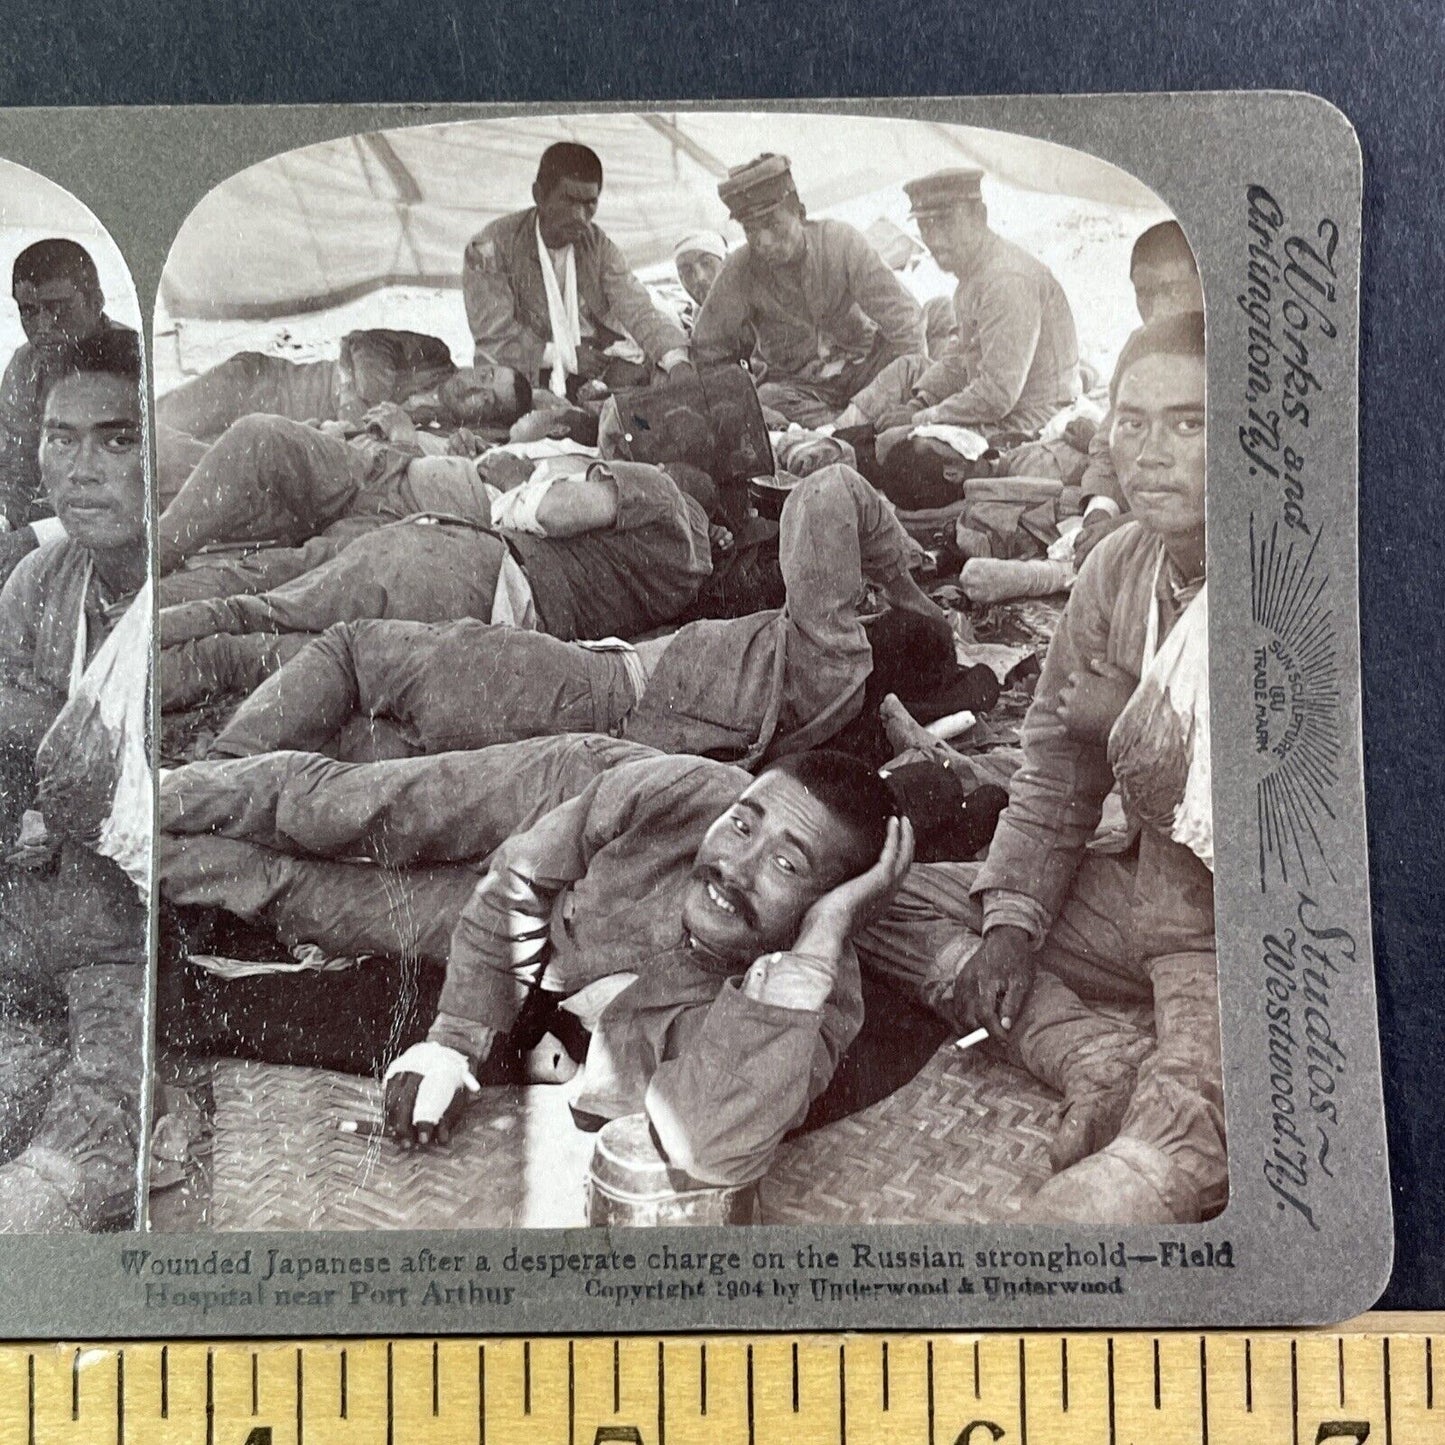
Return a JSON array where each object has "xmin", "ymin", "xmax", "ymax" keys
[
  {"xmin": 743, "ymin": 208, "xmax": 807, "ymax": 268},
  {"xmin": 682, "ymin": 771, "xmax": 860, "ymax": 964},
  {"xmin": 41, "ymin": 372, "xmax": 146, "ymax": 553},
  {"xmin": 441, "ymin": 365, "xmax": 525, "ymax": 425},
  {"xmin": 14, "ymin": 277, "xmax": 104, "ymax": 348},
  {"xmin": 534, "ymin": 176, "xmax": 600, "ymax": 249},
  {"xmin": 1132, "ymin": 254, "xmax": 1203, "ymax": 324},
  {"xmin": 1112, "ymin": 352, "xmax": 1207, "ymax": 543},
  {"xmin": 675, "ymin": 250, "xmax": 725, "ymax": 306},
  {"xmin": 917, "ymin": 208, "xmax": 982, "ymax": 275}
]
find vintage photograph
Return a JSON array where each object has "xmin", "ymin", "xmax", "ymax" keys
[
  {"xmin": 151, "ymin": 111, "xmax": 1219, "ymax": 1234},
  {"xmin": 0, "ymin": 157, "xmax": 150, "ymax": 1232}
]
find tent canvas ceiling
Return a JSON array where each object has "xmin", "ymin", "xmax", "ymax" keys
[{"xmin": 161, "ymin": 112, "xmax": 1170, "ymax": 321}]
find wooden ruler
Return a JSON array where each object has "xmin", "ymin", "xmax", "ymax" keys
[{"xmin": 0, "ymin": 1317, "xmax": 1440, "ymax": 1443}]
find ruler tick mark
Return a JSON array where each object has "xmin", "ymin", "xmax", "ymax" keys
[
  {"xmin": 26, "ymin": 1353, "xmax": 33, "ymax": 1445},
  {"xmin": 205, "ymin": 1350, "xmax": 214, "ymax": 1445},
  {"xmin": 927, "ymin": 1341, "xmax": 935, "ymax": 1445},
  {"xmin": 478, "ymin": 1344, "xmax": 486, "ymax": 1445},
  {"xmin": 568, "ymin": 1341, "xmax": 575, "ymax": 1445},
  {"xmin": 613, "ymin": 1338, "xmax": 620, "ymax": 1413},
  {"xmin": 701, "ymin": 1342, "xmax": 708, "ymax": 1415},
  {"xmin": 657, "ymin": 1339, "xmax": 666, "ymax": 1445},
  {"xmin": 1018, "ymin": 1338, "xmax": 1027, "ymax": 1445},
  {"xmin": 1246, "ymin": 1338, "xmax": 1253, "ymax": 1412},
  {"xmin": 340, "ymin": 1348, "xmax": 348, "ymax": 1419},
  {"xmin": 1384, "ymin": 1337, "xmax": 1393, "ymax": 1445},
  {"xmin": 1338, "ymin": 1336, "xmax": 1345, "ymax": 1407},
  {"xmin": 839, "ymin": 1345, "xmax": 847, "ymax": 1445},
  {"xmin": 1291, "ymin": 1340, "xmax": 1299, "ymax": 1445},
  {"xmin": 974, "ymin": 1339, "xmax": 981, "ymax": 1398},
  {"xmin": 1107, "ymin": 1338, "xmax": 1116, "ymax": 1445},
  {"xmin": 1153, "ymin": 1338, "xmax": 1161, "ymax": 1409},
  {"xmin": 71, "ymin": 1346, "xmax": 79, "ymax": 1420},
  {"xmin": 1061, "ymin": 1337, "xmax": 1069, "ymax": 1412},
  {"xmin": 747, "ymin": 1345, "xmax": 755, "ymax": 1445},
  {"xmin": 385, "ymin": 1342, "xmax": 393, "ymax": 1445},
  {"xmin": 298, "ymin": 1347, "xmax": 305, "ymax": 1445},
  {"xmin": 882, "ymin": 1340, "xmax": 890, "ymax": 1412},
  {"xmin": 1200, "ymin": 1336, "xmax": 1209, "ymax": 1445},
  {"xmin": 434, "ymin": 1340, "xmax": 441, "ymax": 1417},
  {"xmin": 116, "ymin": 1351, "xmax": 124, "ymax": 1445},
  {"xmin": 524, "ymin": 1340, "xmax": 532, "ymax": 1414},
  {"xmin": 791, "ymin": 1341, "xmax": 799, "ymax": 1413},
  {"xmin": 1428, "ymin": 1337, "xmax": 1434, "ymax": 1409},
  {"xmin": 251, "ymin": 1351, "xmax": 258, "ymax": 1416},
  {"xmin": 161, "ymin": 1344, "xmax": 169, "ymax": 1419}
]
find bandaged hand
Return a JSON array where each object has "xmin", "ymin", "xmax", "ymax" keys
[{"xmin": 382, "ymin": 1041, "xmax": 481, "ymax": 1148}]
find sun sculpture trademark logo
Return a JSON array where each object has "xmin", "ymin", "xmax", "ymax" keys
[{"xmin": 1249, "ymin": 517, "xmax": 1342, "ymax": 890}]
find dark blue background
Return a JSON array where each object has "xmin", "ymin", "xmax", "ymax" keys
[{"xmin": 2, "ymin": 0, "xmax": 1439, "ymax": 1308}]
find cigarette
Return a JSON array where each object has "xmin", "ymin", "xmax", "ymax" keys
[
  {"xmin": 338, "ymin": 1119, "xmax": 386, "ymax": 1139},
  {"xmin": 952, "ymin": 1027, "xmax": 990, "ymax": 1052}
]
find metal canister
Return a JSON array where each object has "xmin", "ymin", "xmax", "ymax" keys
[{"xmin": 585, "ymin": 1114, "xmax": 758, "ymax": 1228}]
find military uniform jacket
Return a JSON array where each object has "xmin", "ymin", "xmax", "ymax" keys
[
  {"xmin": 691, "ymin": 219, "xmax": 924, "ymax": 392},
  {"xmin": 462, "ymin": 208, "xmax": 688, "ymax": 376},
  {"xmin": 914, "ymin": 231, "xmax": 1080, "ymax": 434},
  {"xmin": 0, "ymin": 537, "xmax": 121, "ymax": 760},
  {"xmin": 974, "ymin": 523, "xmax": 1215, "ymax": 960},
  {"xmin": 437, "ymin": 754, "xmax": 864, "ymax": 1185}
]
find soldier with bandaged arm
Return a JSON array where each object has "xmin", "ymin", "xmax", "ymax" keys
[
  {"xmin": 857, "ymin": 312, "xmax": 1222, "ymax": 1224},
  {"xmin": 0, "ymin": 329, "xmax": 149, "ymax": 1231}
]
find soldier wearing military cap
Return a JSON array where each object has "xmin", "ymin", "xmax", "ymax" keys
[
  {"xmin": 691, "ymin": 154, "xmax": 925, "ymax": 428},
  {"xmin": 837, "ymin": 165, "xmax": 1081, "ymax": 449}
]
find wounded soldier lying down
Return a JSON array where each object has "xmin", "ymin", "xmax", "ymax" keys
[
  {"xmin": 180, "ymin": 463, "xmax": 997, "ymax": 770},
  {"xmin": 159, "ymin": 457, "xmax": 714, "ymax": 656},
  {"xmin": 383, "ymin": 749, "xmax": 911, "ymax": 1184},
  {"xmin": 160, "ymin": 743, "xmax": 909, "ymax": 1188}
]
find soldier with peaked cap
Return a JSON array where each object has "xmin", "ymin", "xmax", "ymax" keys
[
  {"xmin": 837, "ymin": 166, "xmax": 1081, "ymax": 447},
  {"xmin": 690, "ymin": 154, "xmax": 925, "ymax": 428}
]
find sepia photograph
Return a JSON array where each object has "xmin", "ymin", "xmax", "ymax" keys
[
  {"xmin": 0, "ymin": 157, "xmax": 150, "ymax": 1233},
  {"xmin": 149, "ymin": 110, "xmax": 1220, "ymax": 1236}
]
